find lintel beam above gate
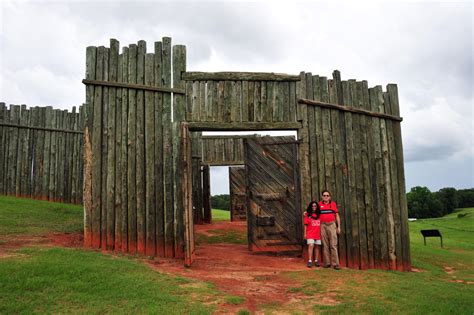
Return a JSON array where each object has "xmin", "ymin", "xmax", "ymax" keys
[
  {"xmin": 182, "ymin": 72, "xmax": 300, "ymax": 81},
  {"xmin": 187, "ymin": 121, "xmax": 301, "ymax": 131}
]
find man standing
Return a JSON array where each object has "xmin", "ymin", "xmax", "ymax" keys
[{"xmin": 319, "ymin": 190, "xmax": 341, "ymax": 270}]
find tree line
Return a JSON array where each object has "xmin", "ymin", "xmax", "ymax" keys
[
  {"xmin": 210, "ymin": 194, "xmax": 230, "ymax": 210},
  {"xmin": 212, "ymin": 187, "xmax": 474, "ymax": 218},
  {"xmin": 407, "ymin": 187, "xmax": 474, "ymax": 219}
]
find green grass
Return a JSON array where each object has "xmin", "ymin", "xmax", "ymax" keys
[
  {"xmin": 212, "ymin": 208, "xmax": 230, "ymax": 221},
  {"xmin": 0, "ymin": 196, "xmax": 83, "ymax": 236},
  {"xmin": 196, "ymin": 229, "xmax": 247, "ymax": 245},
  {"xmin": 0, "ymin": 247, "xmax": 217, "ymax": 314},
  {"xmin": 224, "ymin": 295, "xmax": 245, "ymax": 305},
  {"xmin": 277, "ymin": 207, "xmax": 474, "ymax": 314}
]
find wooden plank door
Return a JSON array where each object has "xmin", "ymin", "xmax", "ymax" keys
[
  {"xmin": 181, "ymin": 123, "xmax": 195, "ymax": 267},
  {"xmin": 229, "ymin": 166, "xmax": 247, "ymax": 221},
  {"xmin": 244, "ymin": 136, "xmax": 302, "ymax": 253}
]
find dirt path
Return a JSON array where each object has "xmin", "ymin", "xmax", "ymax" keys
[
  {"xmin": 145, "ymin": 221, "xmax": 312, "ymax": 313},
  {"xmin": 0, "ymin": 221, "xmax": 314, "ymax": 313}
]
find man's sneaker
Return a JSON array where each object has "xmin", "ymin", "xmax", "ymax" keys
[
  {"xmin": 315, "ymin": 261, "xmax": 321, "ymax": 267},
  {"xmin": 307, "ymin": 261, "xmax": 312, "ymax": 268},
  {"xmin": 323, "ymin": 265, "xmax": 331, "ymax": 268},
  {"xmin": 333, "ymin": 265, "xmax": 341, "ymax": 270}
]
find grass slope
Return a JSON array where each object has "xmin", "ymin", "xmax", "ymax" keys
[{"xmin": 0, "ymin": 196, "xmax": 83, "ymax": 235}]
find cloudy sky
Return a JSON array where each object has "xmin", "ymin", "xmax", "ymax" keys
[{"xmin": 1, "ymin": 0, "xmax": 472, "ymax": 195}]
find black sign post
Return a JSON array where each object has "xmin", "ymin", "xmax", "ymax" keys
[{"xmin": 420, "ymin": 229, "xmax": 443, "ymax": 248}]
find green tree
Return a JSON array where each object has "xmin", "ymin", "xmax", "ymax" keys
[
  {"xmin": 433, "ymin": 187, "xmax": 459, "ymax": 216},
  {"xmin": 407, "ymin": 186, "xmax": 443, "ymax": 218},
  {"xmin": 211, "ymin": 194, "xmax": 230, "ymax": 210}
]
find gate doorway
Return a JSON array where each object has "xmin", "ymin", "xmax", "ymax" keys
[{"xmin": 182, "ymin": 125, "xmax": 301, "ymax": 267}]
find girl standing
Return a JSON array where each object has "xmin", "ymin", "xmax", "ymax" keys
[{"xmin": 304, "ymin": 201, "xmax": 321, "ymax": 268}]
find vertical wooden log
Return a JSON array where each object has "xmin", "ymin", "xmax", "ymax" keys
[
  {"xmin": 202, "ymin": 164, "xmax": 212, "ymax": 223},
  {"xmin": 8, "ymin": 105, "xmax": 21, "ymax": 196},
  {"xmin": 289, "ymin": 82, "xmax": 296, "ymax": 123},
  {"xmin": 331, "ymin": 71, "xmax": 348, "ymax": 268},
  {"xmin": 186, "ymin": 81, "xmax": 194, "ymax": 121},
  {"xmin": 200, "ymin": 81, "xmax": 207, "ymax": 122},
  {"xmin": 247, "ymin": 81, "xmax": 255, "ymax": 122},
  {"xmin": 162, "ymin": 37, "xmax": 174, "ymax": 257},
  {"xmin": 106, "ymin": 38, "xmax": 119, "ymax": 251},
  {"xmin": 127, "ymin": 44, "xmax": 138, "ymax": 254},
  {"xmin": 18, "ymin": 105, "xmax": 29, "ymax": 197},
  {"xmin": 360, "ymin": 81, "xmax": 375, "ymax": 269},
  {"xmin": 314, "ymin": 77, "xmax": 325, "ymax": 198},
  {"xmin": 84, "ymin": 46, "xmax": 96, "ymax": 247},
  {"xmin": 145, "ymin": 52, "xmax": 156, "ymax": 256},
  {"xmin": 78, "ymin": 106, "xmax": 85, "ymax": 203},
  {"xmin": 344, "ymin": 80, "xmax": 359, "ymax": 269},
  {"xmin": 114, "ymin": 52, "xmax": 123, "ymax": 251},
  {"xmin": 369, "ymin": 86, "xmax": 388, "ymax": 269},
  {"xmin": 254, "ymin": 81, "xmax": 262, "ymax": 122},
  {"xmin": 136, "ymin": 40, "xmax": 146, "ymax": 255},
  {"xmin": 354, "ymin": 81, "xmax": 369, "ymax": 270},
  {"xmin": 306, "ymin": 74, "xmax": 318, "ymax": 198},
  {"xmin": 224, "ymin": 81, "xmax": 232, "ymax": 122},
  {"xmin": 387, "ymin": 84, "xmax": 411, "ymax": 271},
  {"xmin": 207, "ymin": 81, "xmax": 214, "ymax": 122},
  {"xmin": 0, "ymin": 103, "xmax": 5, "ymax": 195},
  {"xmin": 64, "ymin": 110, "xmax": 73, "ymax": 203},
  {"xmin": 265, "ymin": 81, "xmax": 274, "ymax": 122},
  {"xmin": 211, "ymin": 80, "xmax": 218, "ymax": 122},
  {"xmin": 242, "ymin": 81, "xmax": 249, "ymax": 122},
  {"xmin": 282, "ymin": 81, "xmax": 290, "ymax": 122},
  {"xmin": 173, "ymin": 44, "xmax": 186, "ymax": 257},
  {"xmin": 120, "ymin": 46, "xmax": 129, "ymax": 252},
  {"xmin": 383, "ymin": 90, "xmax": 400, "ymax": 271},
  {"xmin": 101, "ymin": 48, "xmax": 110, "ymax": 250},
  {"xmin": 217, "ymin": 81, "xmax": 225, "ymax": 122},
  {"xmin": 154, "ymin": 41, "xmax": 165, "ymax": 257},
  {"xmin": 71, "ymin": 108, "xmax": 79, "ymax": 203},
  {"xmin": 192, "ymin": 157, "xmax": 203, "ymax": 224},
  {"xmin": 92, "ymin": 46, "xmax": 105, "ymax": 249},
  {"xmin": 297, "ymin": 72, "xmax": 311, "ymax": 213}
]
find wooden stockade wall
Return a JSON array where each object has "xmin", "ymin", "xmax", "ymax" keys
[
  {"xmin": 184, "ymin": 70, "xmax": 410, "ymax": 271},
  {"xmin": 83, "ymin": 38, "xmax": 186, "ymax": 258},
  {"xmin": 199, "ymin": 135, "xmax": 257, "ymax": 165},
  {"xmin": 297, "ymin": 72, "xmax": 410, "ymax": 271},
  {"xmin": 0, "ymin": 102, "xmax": 84, "ymax": 203},
  {"xmin": 85, "ymin": 38, "xmax": 410, "ymax": 271}
]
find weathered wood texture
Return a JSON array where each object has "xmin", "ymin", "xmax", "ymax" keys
[
  {"xmin": 82, "ymin": 38, "xmax": 410, "ymax": 270},
  {"xmin": 299, "ymin": 70, "xmax": 410, "ymax": 271},
  {"xmin": 229, "ymin": 166, "xmax": 247, "ymax": 221},
  {"xmin": 0, "ymin": 103, "xmax": 84, "ymax": 203},
  {"xmin": 245, "ymin": 136, "xmax": 302, "ymax": 252},
  {"xmin": 83, "ymin": 38, "xmax": 187, "ymax": 259}
]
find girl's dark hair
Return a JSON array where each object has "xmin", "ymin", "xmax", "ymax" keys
[{"xmin": 306, "ymin": 201, "xmax": 320, "ymax": 219}]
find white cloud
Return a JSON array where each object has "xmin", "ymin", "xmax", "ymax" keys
[{"xmin": 0, "ymin": 0, "xmax": 472, "ymax": 191}]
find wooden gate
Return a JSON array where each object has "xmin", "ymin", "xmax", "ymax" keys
[
  {"xmin": 244, "ymin": 136, "xmax": 302, "ymax": 253},
  {"xmin": 229, "ymin": 166, "xmax": 247, "ymax": 221}
]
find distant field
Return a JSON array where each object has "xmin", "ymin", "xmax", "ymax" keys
[{"xmin": 212, "ymin": 208, "xmax": 230, "ymax": 221}]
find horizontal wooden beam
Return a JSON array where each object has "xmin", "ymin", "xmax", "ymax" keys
[
  {"xmin": 0, "ymin": 122, "xmax": 83, "ymax": 134},
  {"xmin": 298, "ymin": 98, "xmax": 403, "ymax": 122},
  {"xmin": 187, "ymin": 122, "xmax": 301, "ymax": 131},
  {"xmin": 201, "ymin": 161, "xmax": 245, "ymax": 166},
  {"xmin": 82, "ymin": 79, "xmax": 186, "ymax": 94},
  {"xmin": 182, "ymin": 72, "xmax": 301, "ymax": 82}
]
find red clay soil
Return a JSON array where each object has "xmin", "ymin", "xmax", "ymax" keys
[
  {"xmin": 1, "ymin": 222, "xmax": 313, "ymax": 313},
  {"xmin": 145, "ymin": 221, "xmax": 312, "ymax": 314},
  {"xmin": 0, "ymin": 232, "xmax": 83, "ymax": 258}
]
